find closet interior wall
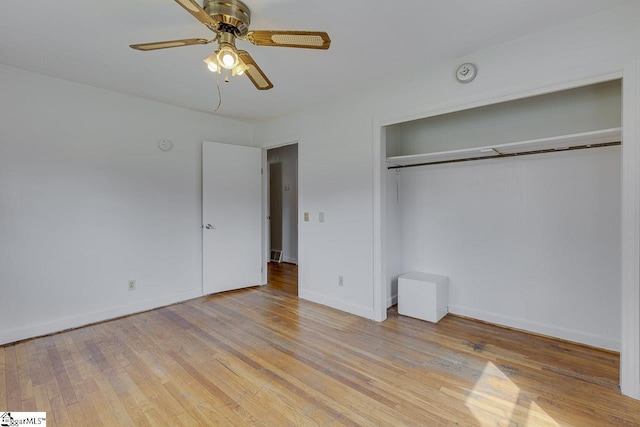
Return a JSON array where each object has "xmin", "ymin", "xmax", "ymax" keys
[{"xmin": 385, "ymin": 80, "xmax": 622, "ymax": 351}]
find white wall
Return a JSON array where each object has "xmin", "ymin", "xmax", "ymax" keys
[
  {"xmin": 256, "ymin": 2, "xmax": 639, "ymax": 317},
  {"xmin": 255, "ymin": 1, "xmax": 640, "ymax": 397},
  {"xmin": 398, "ymin": 147, "xmax": 621, "ymax": 350},
  {"xmin": 258, "ymin": 104, "xmax": 376, "ymax": 318},
  {"xmin": 267, "ymin": 144, "xmax": 298, "ymax": 263},
  {"xmin": 0, "ymin": 64, "xmax": 253, "ymax": 344},
  {"xmin": 387, "ymin": 80, "xmax": 621, "ymax": 157}
]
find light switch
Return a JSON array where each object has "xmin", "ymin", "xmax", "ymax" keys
[
  {"xmin": 304, "ymin": 212, "xmax": 309, "ymax": 222},
  {"xmin": 319, "ymin": 212, "xmax": 325, "ymax": 223}
]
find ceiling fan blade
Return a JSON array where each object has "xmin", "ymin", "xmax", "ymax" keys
[
  {"xmin": 173, "ymin": 0, "xmax": 218, "ymax": 29},
  {"xmin": 238, "ymin": 51, "xmax": 273, "ymax": 90},
  {"xmin": 245, "ymin": 31, "xmax": 331, "ymax": 50},
  {"xmin": 130, "ymin": 38, "xmax": 211, "ymax": 51}
]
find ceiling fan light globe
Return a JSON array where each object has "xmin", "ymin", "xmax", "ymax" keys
[
  {"xmin": 233, "ymin": 62, "xmax": 248, "ymax": 76},
  {"xmin": 221, "ymin": 51, "xmax": 237, "ymax": 68},
  {"xmin": 222, "ymin": 53, "xmax": 235, "ymax": 67},
  {"xmin": 203, "ymin": 52, "xmax": 221, "ymax": 73},
  {"xmin": 217, "ymin": 45, "xmax": 239, "ymax": 69}
]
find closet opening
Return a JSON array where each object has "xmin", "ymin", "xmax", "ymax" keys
[{"xmin": 382, "ymin": 79, "xmax": 626, "ymax": 384}]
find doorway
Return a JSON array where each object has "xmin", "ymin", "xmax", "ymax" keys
[{"xmin": 267, "ymin": 143, "xmax": 299, "ymax": 295}]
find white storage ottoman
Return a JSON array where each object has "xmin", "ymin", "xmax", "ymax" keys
[{"xmin": 398, "ymin": 272, "xmax": 449, "ymax": 323}]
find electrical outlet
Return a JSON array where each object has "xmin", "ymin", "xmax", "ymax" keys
[
  {"xmin": 128, "ymin": 280, "xmax": 136, "ymax": 291},
  {"xmin": 338, "ymin": 275, "xmax": 344, "ymax": 286}
]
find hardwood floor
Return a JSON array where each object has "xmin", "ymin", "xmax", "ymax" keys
[
  {"xmin": 267, "ymin": 262, "xmax": 298, "ymax": 295},
  {"xmin": 2, "ymin": 279, "xmax": 639, "ymax": 425}
]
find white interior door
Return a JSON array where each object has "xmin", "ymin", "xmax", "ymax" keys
[{"xmin": 202, "ymin": 141, "xmax": 263, "ymax": 294}]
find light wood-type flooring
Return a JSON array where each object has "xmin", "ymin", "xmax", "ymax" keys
[
  {"xmin": 267, "ymin": 261, "xmax": 298, "ymax": 295},
  {"xmin": 2, "ymin": 266, "xmax": 640, "ymax": 426}
]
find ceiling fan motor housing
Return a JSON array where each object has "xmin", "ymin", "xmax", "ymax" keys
[{"xmin": 203, "ymin": 0, "xmax": 251, "ymax": 36}]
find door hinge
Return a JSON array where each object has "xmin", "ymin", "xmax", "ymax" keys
[{"xmin": 261, "ymin": 168, "xmax": 263, "ymax": 175}]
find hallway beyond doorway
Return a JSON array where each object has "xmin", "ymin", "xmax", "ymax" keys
[{"xmin": 267, "ymin": 262, "xmax": 298, "ymax": 295}]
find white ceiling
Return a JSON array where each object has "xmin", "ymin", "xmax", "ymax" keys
[{"xmin": 0, "ymin": 0, "xmax": 629, "ymax": 123}]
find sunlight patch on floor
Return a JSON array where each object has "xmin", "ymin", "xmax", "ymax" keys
[{"xmin": 462, "ymin": 361, "xmax": 560, "ymax": 426}]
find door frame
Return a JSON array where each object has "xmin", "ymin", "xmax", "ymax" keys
[
  {"xmin": 262, "ymin": 140, "xmax": 301, "ymax": 288},
  {"xmin": 373, "ymin": 59, "xmax": 640, "ymax": 399}
]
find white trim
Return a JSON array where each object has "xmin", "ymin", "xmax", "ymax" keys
[
  {"xmin": 260, "ymin": 138, "xmax": 301, "ymax": 150},
  {"xmin": 0, "ymin": 289, "xmax": 202, "ymax": 346},
  {"xmin": 297, "ymin": 141, "xmax": 304, "ymax": 295},
  {"xmin": 372, "ymin": 122, "xmax": 387, "ymax": 321},
  {"xmin": 449, "ymin": 305, "xmax": 620, "ymax": 352},
  {"xmin": 373, "ymin": 59, "xmax": 640, "ymax": 400},
  {"xmin": 201, "ymin": 142, "xmax": 206, "ymax": 295},
  {"xmin": 299, "ymin": 289, "xmax": 375, "ymax": 320},
  {"xmin": 261, "ymin": 148, "xmax": 268, "ymax": 285},
  {"xmin": 620, "ymin": 60, "xmax": 640, "ymax": 399}
]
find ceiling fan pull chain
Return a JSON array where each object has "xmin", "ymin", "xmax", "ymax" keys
[{"xmin": 214, "ymin": 72, "xmax": 222, "ymax": 112}]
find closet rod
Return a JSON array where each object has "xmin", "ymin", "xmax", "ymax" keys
[{"xmin": 387, "ymin": 141, "xmax": 621, "ymax": 170}]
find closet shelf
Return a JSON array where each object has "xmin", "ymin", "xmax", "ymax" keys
[{"xmin": 386, "ymin": 127, "xmax": 622, "ymax": 168}]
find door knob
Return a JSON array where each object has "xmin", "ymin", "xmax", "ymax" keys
[{"xmin": 205, "ymin": 224, "xmax": 215, "ymax": 230}]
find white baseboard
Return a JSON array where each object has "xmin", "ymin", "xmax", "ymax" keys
[
  {"xmin": 283, "ymin": 256, "xmax": 298, "ymax": 264},
  {"xmin": 387, "ymin": 294, "xmax": 398, "ymax": 308},
  {"xmin": 448, "ymin": 305, "xmax": 620, "ymax": 352},
  {"xmin": 0, "ymin": 289, "xmax": 203, "ymax": 345},
  {"xmin": 299, "ymin": 289, "xmax": 375, "ymax": 320}
]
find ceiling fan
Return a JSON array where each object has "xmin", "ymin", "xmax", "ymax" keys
[{"xmin": 130, "ymin": 0, "xmax": 331, "ymax": 90}]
